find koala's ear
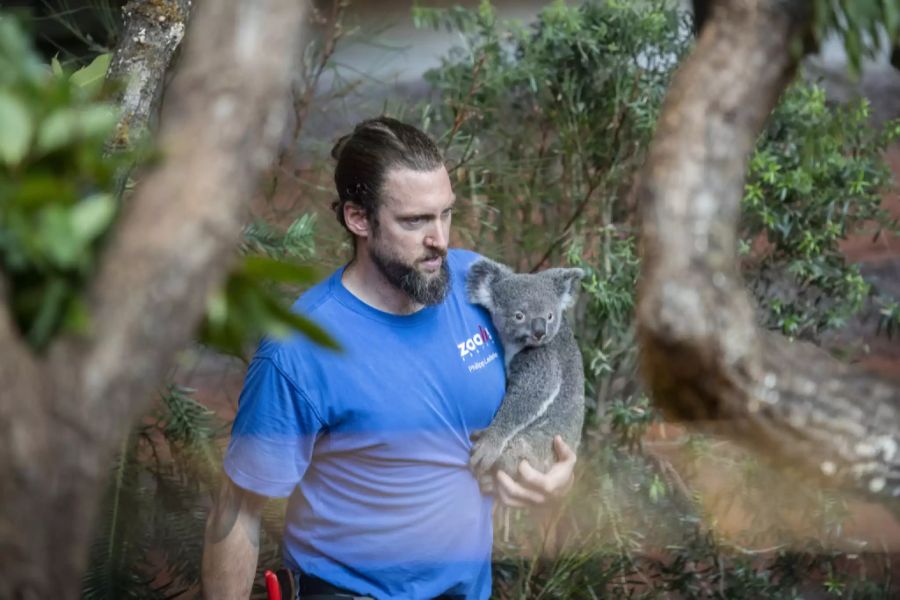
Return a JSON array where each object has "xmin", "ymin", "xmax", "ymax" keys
[
  {"xmin": 546, "ymin": 267, "xmax": 585, "ymax": 310},
  {"xmin": 466, "ymin": 258, "xmax": 512, "ymax": 309}
]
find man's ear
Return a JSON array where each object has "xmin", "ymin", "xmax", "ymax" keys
[
  {"xmin": 545, "ymin": 267, "xmax": 585, "ymax": 310},
  {"xmin": 344, "ymin": 202, "xmax": 371, "ymax": 239},
  {"xmin": 466, "ymin": 259, "xmax": 512, "ymax": 310}
]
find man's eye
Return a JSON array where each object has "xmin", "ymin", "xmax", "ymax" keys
[
  {"xmin": 441, "ymin": 208, "xmax": 453, "ymax": 218},
  {"xmin": 514, "ymin": 312, "xmax": 525, "ymax": 321},
  {"xmin": 405, "ymin": 218, "xmax": 424, "ymax": 226}
]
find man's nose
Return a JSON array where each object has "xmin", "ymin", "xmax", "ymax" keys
[{"xmin": 425, "ymin": 224, "xmax": 447, "ymax": 249}]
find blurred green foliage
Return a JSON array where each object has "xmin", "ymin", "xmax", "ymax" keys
[
  {"xmin": 0, "ymin": 15, "xmax": 120, "ymax": 350},
  {"xmin": 0, "ymin": 13, "xmax": 334, "ymax": 357},
  {"xmin": 812, "ymin": 0, "xmax": 900, "ymax": 73}
]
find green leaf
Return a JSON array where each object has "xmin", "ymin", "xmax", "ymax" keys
[
  {"xmin": 26, "ymin": 277, "xmax": 69, "ymax": 348},
  {"xmin": 36, "ymin": 107, "xmax": 78, "ymax": 153},
  {"xmin": 70, "ymin": 53, "xmax": 112, "ymax": 96},
  {"xmin": 50, "ymin": 54, "xmax": 63, "ymax": 77},
  {"xmin": 37, "ymin": 105, "xmax": 116, "ymax": 154},
  {"xmin": 264, "ymin": 296, "xmax": 341, "ymax": 350},
  {"xmin": 62, "ymin": 296, "xmax": 90, "ymax": 334},
  {"xmin": 0, "ymin": 91, "xmax": 32, "ymax": 165},
  {"xmin": 205, "ymin": 290, "xmax": 228, "ymax": 328},
  {"xmin": 38, "ymin": 206, "xmax": 81, "ymax": 267},
  {"xmin": 241, "ymin": 255, "xmax": 319, "ymax": 284},
  {"xmin": 79, "ymin": 105, "xmax": 118, "ymax": 136},
  {"xmin": 70, "ymin": 193, "xmax": 116, "ymax": 243}
]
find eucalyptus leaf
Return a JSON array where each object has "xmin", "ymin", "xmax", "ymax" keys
[
  {"xmin": 241, "ymin": 255, "xmax": 319, "ymax": 284},
  {"xmin": 0, "ymin": 91, "xmax": 32, "ymax": 165},
  {"xmin": 70, "ymin": 53, "xmax": 112, "ymax": 96},
  {"xmin": 51, "ymin": 55, "xmax": 63, "ymax": 78},
  {"xmin": 36, "ymin": 107, "xmax": 78, "ymax": 153},
  {"xmin": 26, "ymin": 277, "xmax": 69, "ymax": 349},
  {"xmin": 263, "ymin": 294, "xmax": 340, "ymax": 350},
  {"xmin": 38, "ymin": 206, "xmax": 81, "ymax": 268},
  {"xmin": 78, "ymin": 104, "xmax": 118, "ymax": 138},
  {"xmin": 70, "ymin": 193, "xmax": 116, "ymax": 243}
]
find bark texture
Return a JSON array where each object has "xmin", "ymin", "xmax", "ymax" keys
[
  {"xmin": 637, "ymin": 0, "xmax": 900, "ymax": 503},
  {"xmin": 107, "ymin": 0, "xmax": 192, "ymax": 150},
  {"xmin": 0, "ymin": 1, "xmax": 306, "ymax": 597}
]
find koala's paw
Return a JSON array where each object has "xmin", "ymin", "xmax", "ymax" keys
[{"xmin": 469, "ymin": 435, "xmax": 504, "ymax": 479}]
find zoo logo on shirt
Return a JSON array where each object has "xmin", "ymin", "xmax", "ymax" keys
[{"xmin": 457, "ymin": 325, "xmax": 494, "ymax": 360}]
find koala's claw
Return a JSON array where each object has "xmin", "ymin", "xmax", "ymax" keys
[
  {"xmin": 469, "ymin": 428, "xmax": 487, "ymax": 442},
  {"xmin": 469, "ymin": 436, "xmax": 503, "ymax": 478}
]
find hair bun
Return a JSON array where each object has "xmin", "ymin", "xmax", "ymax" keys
[{"xmin": 331, "ymin": 133, "xmax": 351, "ymax": 160}]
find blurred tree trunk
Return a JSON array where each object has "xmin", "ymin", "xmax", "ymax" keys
[
  {"xmin": 637, "ymin": 0, "xmax": 900, "ymax": 503},
  {"xmin": 0, "ymin": 0, "xmax": 307, "ymax": 597}
]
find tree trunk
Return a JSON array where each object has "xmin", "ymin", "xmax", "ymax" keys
[
  {"xmin": 637, "ymin": 0, "xmax": 900, "ymax": 503},
  {"xmin": 0, "ymin": 1, "xmax": 307, "ymax": 597}
]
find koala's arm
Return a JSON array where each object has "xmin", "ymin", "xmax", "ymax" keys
[{"xmin": 483, "ymin": 347, "xmax": 563, "ymax": 442}]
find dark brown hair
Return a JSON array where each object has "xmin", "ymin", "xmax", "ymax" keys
[{"xmin": 330, "ymin": 116, "xmax": 443, "ymax": 231}]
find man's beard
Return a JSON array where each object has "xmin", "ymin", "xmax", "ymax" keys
[{"xmin": 369, "ymin": 243, "xmax": 450, "ymax": 306}]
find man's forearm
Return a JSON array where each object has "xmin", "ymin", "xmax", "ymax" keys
[{"xmin": 201, "ymin": 478, "xmax": 266, "ymax": 599}]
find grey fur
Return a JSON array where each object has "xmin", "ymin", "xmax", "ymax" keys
[{"xmin": 466, "ymin": 258, "xmax": 586, "ymax": 492}]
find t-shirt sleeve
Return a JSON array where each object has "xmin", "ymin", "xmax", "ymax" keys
[{"xmin": 223, "ymin": 355, "xmax": 324, "ymax": 498}]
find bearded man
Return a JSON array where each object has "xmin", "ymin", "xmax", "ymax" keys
[{"xmin": 201, "ymin": 117, "xmax": 577, "ymax": 599}]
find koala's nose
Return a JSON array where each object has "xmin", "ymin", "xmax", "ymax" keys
[{"xmin": 531, "ymin": 318, "xmax": 547, "ymax": 340}]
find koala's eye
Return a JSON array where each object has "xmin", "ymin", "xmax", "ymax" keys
[
  {"xmin": 514, "ymin": 312, "xmax": 525, "ymax": 321},
  {"xmin": 547, "ymin": 312, "xmax": 554, "ymax": 321}
]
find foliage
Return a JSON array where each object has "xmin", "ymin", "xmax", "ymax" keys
[
  {"xmin": 82, "ymin": 384, "xmax": 239, "ymax": 599},
  {"xmin": 744, "ymin": 85, "xmax": 900, "ymax": 337},
  {"xmin": 415, "ymin": 0, "xmax": 899, "ymax": 597},
  {"xmin": 0, "ymin": 15, "xmax": 121, "ymax": 350},
  {"xmin": 0, "ymin": 12, "xmax": 335, "ymax": 358},
  {"xmin": 200, "ymin": 217, "xmax": 339, "ymax": 359},
  {"xmin": 811, "ymin": 0, "xmax": 900, "ymax": 73}
]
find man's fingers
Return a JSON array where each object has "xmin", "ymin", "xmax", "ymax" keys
[
  {"xmin": 517, "ymin": 460, "xmax": 555, "ymax": 494},
  {"xmin": 496, "ymin": 470, "xmax": 546, "ymax": 506},
  {"xmin": 496, "ymin": 485, "xmax": 527, "ymax": 508},
  {"xmin": 518, "ymin": 459, "xmax": 573, "ymax": 496},
  {"xmin": 495, "ymin": 472, "xmax": 528, "ymax": 507},
  {"xmin": 553, "ymin": 436, "xmax": 576, "ymax": 465}
]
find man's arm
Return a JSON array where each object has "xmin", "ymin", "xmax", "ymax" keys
[{"xmin": 201, "ymin": 476, "xmax": 269, "ymax": 599}]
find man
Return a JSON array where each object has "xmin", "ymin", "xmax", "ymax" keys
[{"xmin": 201, "ymin": 117, "xmax": 577, "ymax": 599}]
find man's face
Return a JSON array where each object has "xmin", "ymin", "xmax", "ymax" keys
[{"xmin": 367, "ymin": 165, "xmax": 455, "ymax": 305}]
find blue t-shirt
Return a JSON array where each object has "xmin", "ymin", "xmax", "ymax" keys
[{"xmin": 224, "ymin": 249, "xmax": 506, "ymax": 599}]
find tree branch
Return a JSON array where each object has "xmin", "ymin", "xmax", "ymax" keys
[
  {"xmin": 636, "ymin": 0, "xmax": 900, "ymax": 502},
  {"xmin": 106, "ymin": 0, "xmax": 192, "ymax": 153}
]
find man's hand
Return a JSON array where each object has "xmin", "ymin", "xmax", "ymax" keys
[{"xmin": 495, "ymin": 436, "xmax": 576, "ymax": 508}]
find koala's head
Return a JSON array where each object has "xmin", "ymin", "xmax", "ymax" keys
[{"xmin": 467, "ymin": 258, "xmax": 585, "ymax": 349}]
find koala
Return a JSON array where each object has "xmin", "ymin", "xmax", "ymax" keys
[{"xmin": 466, "ymin": 258, "xmax": 586, "ymax": 492}]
